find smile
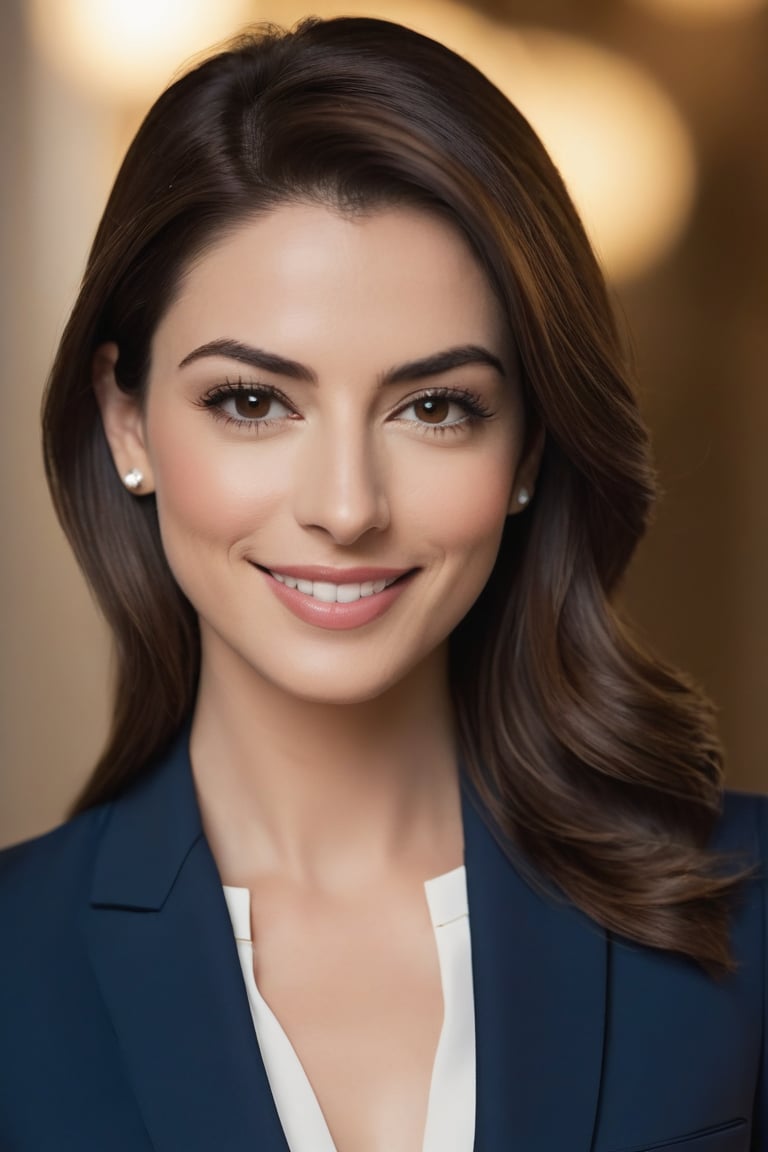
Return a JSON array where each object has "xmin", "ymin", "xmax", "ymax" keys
[
  {"xmin": 268, "ymin": 571, "xmax": 401, "ymax": 603},
  {"xmin": 254, "ymin": 564, "xmax": 416, "ymax": 630}
]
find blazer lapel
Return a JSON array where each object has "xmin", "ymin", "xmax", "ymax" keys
[
  {"xmin": 85, "ymin": 730, "xmax": 290, "ymax": 1152},
  {"xmin": 462, "ymin": 781, "xmax": 607, "ymax": 1152},
  {"xmin": 83, "ymin": 727, "xmax": 606, "ymax": 1152}
]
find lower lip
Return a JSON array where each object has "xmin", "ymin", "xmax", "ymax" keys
[{"xmin": 258, "ymin": 568, "xmax": 415, "ymax": 630}]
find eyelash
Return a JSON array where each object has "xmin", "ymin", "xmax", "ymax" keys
[
  {"xmin": 197, "ymin": 379, "xmax": 494, "ymax": 436},
  {"xmin": 197, "ymin": 381, "xmax": 297, "ymax": 432}
]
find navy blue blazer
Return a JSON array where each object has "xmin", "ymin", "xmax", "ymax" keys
[{"xmin": 0, "ymin": 730, "xmax": 765, "ymax": 1152}]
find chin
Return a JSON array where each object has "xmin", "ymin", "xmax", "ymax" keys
[
  {"xmin": 256, "ymin": 645, "xmax": 435, "ymax": 707},
  {"xmin": 272, "ymin": 670, "xmax": 406, "ymax": 707}
]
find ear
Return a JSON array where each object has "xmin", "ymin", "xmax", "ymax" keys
[
  {"xmin": 92, "ymin": 342, "xmax": 155, "ymax": 494},
  {"xmin": 508, "ymin": 421, "xmax": 545, "ymax": 516}
]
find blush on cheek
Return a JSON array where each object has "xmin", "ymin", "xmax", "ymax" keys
[
  {"xmin": 149, "ymin": 432, "xmax": 284, "ymax": 570},
  {"xmin": 408, "ymin": 458, "xmax": 515, "ymax": 552}
]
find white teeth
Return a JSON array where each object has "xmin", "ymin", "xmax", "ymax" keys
[
  {"xmin": 336, "ymin": 584, "xmax": 361, "ymax": 604},
  {"xmin": 268, "ymin": 571, "xmax": 402, "ymax": 603}
]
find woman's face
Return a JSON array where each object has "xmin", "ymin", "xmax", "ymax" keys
[{"xmin": 97, "ymin": 203, "xmax": 539, "ymax": 704}]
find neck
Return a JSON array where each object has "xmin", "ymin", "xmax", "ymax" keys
[{"xmin": 190, "ymin": 640, "xmax": 462, "ymax": 893}]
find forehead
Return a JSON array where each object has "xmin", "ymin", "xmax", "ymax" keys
[{"xmin": 150, "ymin": 202, "xmax": 508, "ymax": 375}]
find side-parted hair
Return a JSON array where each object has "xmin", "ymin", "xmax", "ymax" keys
[{"xmin": 43, "ymin": 16, "xmax": 743, "ymax": 973}]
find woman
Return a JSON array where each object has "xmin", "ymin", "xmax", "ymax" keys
[{"xmin": 0, "ymin": 16, "xmax": 764, "ymax": 1152}]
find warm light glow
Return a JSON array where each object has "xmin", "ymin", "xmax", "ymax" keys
[
  {"xmin": 481, "ymin": 29, "xmax": 697, "ymax": 282},
  {"xmin": 27, "ymin": 0, "xmax": 697, "ymax": 281},
  {"xmin": 630, "ymin": 0, "xmax": 765, "ymax": 21},
  {"xmin": 28, "ymin": 0, "xmax": 252, "ymax": 103}
]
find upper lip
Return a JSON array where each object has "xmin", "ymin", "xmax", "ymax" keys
[{"xmin": 254, "ymin": 564, "xmax": 414, "ymax": 583}]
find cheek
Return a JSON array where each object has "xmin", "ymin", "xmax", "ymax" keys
[
  {"xmin": 145, "ymin": 411, "xmax": 283, "ymax": 557},
  {"xmin": 399, "ymin": 441, "xmax": 517, "ymax": 564}
]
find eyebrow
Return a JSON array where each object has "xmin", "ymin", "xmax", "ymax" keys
[
  {"xmin": 178, "ymin": 339, "xmax": 315, "ymax": 381},
  {"xmin": 178, "ymin": 338, "xmax": 506, "ymax": 385}
]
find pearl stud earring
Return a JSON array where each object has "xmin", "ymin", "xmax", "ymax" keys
[
  {"xmin": 516, "ymin": 487, "xmax": 531, "ymax": 506},
  {"xmin": 123, "ymin": 468, "xmax": 144, "ymax": 491}
]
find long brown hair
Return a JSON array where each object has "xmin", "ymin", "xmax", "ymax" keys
[{"xmin": 43, "ymin": 16, "xmax": 743, "ymax": 972}]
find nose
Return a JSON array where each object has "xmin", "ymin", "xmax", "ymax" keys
[{"xmin": 292, "ymin": 416, "xmax": 390, "ymax": 545}]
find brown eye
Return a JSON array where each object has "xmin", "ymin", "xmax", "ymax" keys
[
  {"xmin": 414, "ymin": 396, "xmax": 451, "ymax": 424},
  {"xmin": 233, "ymin": 391, "xmax": 272, "ymax": 419},
  {"xmin": 204, "ymin": 386, "xmax": 294, "ymax": 426}
]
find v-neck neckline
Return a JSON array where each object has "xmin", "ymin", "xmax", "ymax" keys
[{"xmin": 222, "ymin": 866, "xmax": 475, "ymax": 1152}]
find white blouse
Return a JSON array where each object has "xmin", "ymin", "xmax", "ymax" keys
[{"xmin": 222, "ymin": 864, "xmax": 475, "ymax": 1152}]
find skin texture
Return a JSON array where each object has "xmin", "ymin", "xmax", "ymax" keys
[{"xmin": 95, "ymin": 203, "xmax": 541, "ymax": 1152}]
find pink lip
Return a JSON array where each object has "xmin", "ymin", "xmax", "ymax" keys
[
  {"xmin": 255, "ymin": 566, "xmax": 416, "ymax": 631},
  {"xmin": 256, "ymin": 564, "xmax": 411, "ymax": 583}
]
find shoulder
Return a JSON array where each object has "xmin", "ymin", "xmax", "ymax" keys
[
  {"xmin": 0, "ymin": 808, "xmax": 116, "ymax": 1056},
  {"xmin": 712, "ymin": 788, "xmax": 768, "ymax": 871},
  {"xmin": 0, "ymin": 728, "xmax": 199, "ymax": 952},
  {"xmin": 717, "ymin": 789, "xmax": 768, "ymax": 970},
  {"xmin": 0, "ymin": 806, "xmax": 109, "ymax": 935},
  {"xmin": 717, "ymin": 787, "xmax": 768, "ymax": 841}
]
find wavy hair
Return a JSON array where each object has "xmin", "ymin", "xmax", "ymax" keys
[{"xmin": 43, "ymin": 16, "xmax": 743, "ymax": 973}]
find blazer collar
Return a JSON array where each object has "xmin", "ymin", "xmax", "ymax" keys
[
  {"xmin": 86, "ymin": 726, "xmax": 290, "ymax": 1152},
  {"xmin": 86, "ymin": 728, "xmax": 606, "ymax": 1152},
  {"xmin": 89, "ymin": 722, "xmax": 203, "ymax": 910}
]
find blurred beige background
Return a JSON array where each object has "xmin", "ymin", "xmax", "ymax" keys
[{"xmin": 1, "ymin": 0, "xmax": 766, "ymax": 849}]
